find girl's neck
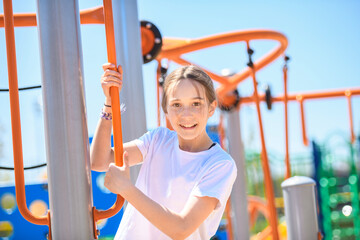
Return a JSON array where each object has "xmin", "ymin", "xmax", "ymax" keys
[{"xmin": 177, "ymin": 133, "xmax": 213, "ymax": 152}]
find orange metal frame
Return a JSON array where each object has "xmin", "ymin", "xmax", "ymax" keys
[
  {"xmin": 91, "ymin": 0, "xmax": 125, "ymax": 238},
  {"xmin": 2, "ymin": 0, "xmax": 50, "ymax": 227},
  {"xmin": 1, "ymin": 3, "xmax": 125, "ymax": 239},
  {"xmin": 239, "ymin": 88, "xmax": 360, "ymax": 146}
]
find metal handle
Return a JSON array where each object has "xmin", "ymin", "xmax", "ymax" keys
[
  {"xmin": 92, "ymin": 1, "xmax": 125, "ymax": 238},
  {"xmin": 3, "ymin": 0, "xmax": 50, "ymax": 226}
]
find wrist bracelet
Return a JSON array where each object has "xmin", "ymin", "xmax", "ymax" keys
[
  {"xmin": 100, "ymin": 111, "xmax": 112, "ymax": 120},
  {"xmin": 104, "ymin": 103, "xmax": 111, "ymax": 108},
  {"xmin": 100, "ymin": 103, "xmax": 126, "ymax": 121}
]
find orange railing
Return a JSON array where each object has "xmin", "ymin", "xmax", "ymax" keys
[
  {"xmin": 0, "ymin": 6, "xmax": 105, "ymax": 27},
  {"xmin": 246, "ymin": 42, "xmax": 279, "ymax": 239},
  {"xmin": 92, "ymin": 0, "xmax": 125, "ymax": 238},
  {"xmin": 2, "ymin": 0, "xmax": 50, "ymax": 233},
  {"xmin": 1, "ymin": 2, "xmax": 126, "ymax": 239},
  {"xmin": 283, "ymin": 58, "xmax": 291, "ymax": 179},
  {"xmin": 239, "ymin": 88, "xmax": 360, "ymax": 146}
]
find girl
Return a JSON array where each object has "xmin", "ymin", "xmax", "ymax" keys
[{"xmin": 90, "ymin": 64, "xmax": 237, "ymax": 240}]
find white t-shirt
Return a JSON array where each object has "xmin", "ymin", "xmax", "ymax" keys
[{"xmin": 114, "ymin": 127, "xmax": 237, "ymax": 240}]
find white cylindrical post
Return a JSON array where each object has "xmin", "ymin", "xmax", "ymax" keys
[
  {"xmin": 36, "ymin": 0, "xmax": 94, "ymax": 239},
  {"xmin": 282, "ymin": 176, "xmax": 319, "ymax": 240},
  {"xmin": 226, "ymin": 111, "xmax": 250, "ymax": 240},
  {"xmin": 112, "ymin": 0, "xmax": 147, "ymax": 182}
]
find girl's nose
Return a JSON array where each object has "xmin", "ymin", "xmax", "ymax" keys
[{"xmin": 180, "ymin": 106, "xmax": 193, "ymax": 116}]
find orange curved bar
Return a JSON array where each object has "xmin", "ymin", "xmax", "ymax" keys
[
  {"xmin": 3, "ymin": 0, "xmax": 49, "ymax": 226},
  {"xmin": 157, "ymin": 30, "xmax": 288, "ymax": 98},
  {"xmin": 0, "ymin": 6, "xmax": 105, "ymax": 27},
  {"xmin": 93, "ymin": 1, "xmax": 124, "ymax": 235},
  {"xmin": 247, "ymin": 196, "xmax": 270, "ymax": 224},
  {"xmin": 283, "ymin": 65, "xmax": 291, "ymax": 179},
  {"xmin": 248, "ymin": 55, "xmax": 279, "ymax": 240}
]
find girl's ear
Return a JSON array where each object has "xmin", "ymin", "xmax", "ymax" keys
[{"xmin": 208, "ymin": 100, "xmax": 217, "ymax": 117}]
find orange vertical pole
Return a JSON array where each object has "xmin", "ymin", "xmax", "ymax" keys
[
  {"xmin": 224, "ymin": 200, "xmax": 234, "ymax": 240},
  {"xmin": 102, "ymin": 0, "xmax": 123, "ymax": 167},
  {"xmin": 283, "ymin": 59, "xmax": 291, "ymax": 179},
  {"xmin": 246, "ymin": 43, "xmax": 279, "ymax": 240},
  {"xmin": 345, "ymin": 90, "xmax": 355, "ymax": 143},
  {"xmin": 156, "ymin": 59, "xmax": 162, "ymax": 127},
  {"xmin": 219, "ymin": 114, "xmax": 234, "ymax": 240},
  {"xmin": 297, "ymin": 95, "xmax": 309, "ymax": 146},
  {"xmin": 219, "ymin": 114, "xmax": 226, "ymax": 149},
  {"xmin": 3, "ymin": 0, "xmax": 49, "ymax": 226},
  {"xmin": 92, "ymin": 0, "xmax": 124, "ymax": 232}
]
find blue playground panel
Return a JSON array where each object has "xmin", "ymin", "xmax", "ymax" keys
[{"xmin": 0, "ymin": 171, "xmax": 123, "ymax": 240}]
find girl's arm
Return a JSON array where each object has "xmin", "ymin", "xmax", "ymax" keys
[
  {"xmin": 104, "ymin": 156, "xmax": 219, "ymax": 240},
  {"xmin": 90, "ymin": 117, "xmax": 143, "ymax": 172},
  {"xmin": 123, "ymin": 184, "xmax": 217, "ymax": 240},
  {"xmin": 90, "ymin": 63, "xmax": 143, "ymax": 171}
]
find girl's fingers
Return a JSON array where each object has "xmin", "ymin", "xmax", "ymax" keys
[
  {"xmin": 117, "ymin": 65, "xmax": 123, "ymax": 80},
  {"xmin": 102, "ymin": 82, "xmax": 122, "ymax": 90},
  {"xmin": 103, "ymin": 69, "xmax": 122, "ymax": 78},
  {"xmin": 101, "ymin": 75, "xmax": 123, "ymax": 84},
  {"xmin": 100, "ymin": 63, "xmax": 123, "ymax": 98},
  {"xmin": 102, "ymin": 63, "xmax": 116, "ymax": 71}
]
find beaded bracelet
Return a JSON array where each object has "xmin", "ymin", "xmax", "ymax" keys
[
  {"xmin": 100, "ymin": 103, "xmax": 126, "ymax": 120},
  {"xmin": 100, "ymin": 111, "xmax": 112, "ymax": 120}
]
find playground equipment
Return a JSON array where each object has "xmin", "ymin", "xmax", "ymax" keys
[
  {"xmin": 1, "ymin": 0, "xmax": 360, "ymax": 239},
  {"xmin": 2, "ymin": 0, "xmax": 147, "ymax": 238},
  {"xmin": 313, "ymin": 134, "xmax": 360, "ymax": 240}
]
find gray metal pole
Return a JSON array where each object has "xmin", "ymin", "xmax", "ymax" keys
[
  {"xmin": 226, "ymin": 111, "xmax": 250, "ymax": 240},
  {"xmin": 112, "ymin": 0, "xmax": 147, "ymax": 183},
  {"xmin": 281, "ymin": 176, "xmax": 319, "ymax": 240},
  {"xmin": 36, "ymin": 0, "xmax": 94, "ymax": 239}
]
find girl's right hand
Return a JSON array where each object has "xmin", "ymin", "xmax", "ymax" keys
[{"xmin": 101, "ymin": 63, "xmax": 123, "ymax": 100}]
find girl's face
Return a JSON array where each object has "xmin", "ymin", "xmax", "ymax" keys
[{"xmin": 165, "ymin": 79, "xmax": 217, "ymax": 142}]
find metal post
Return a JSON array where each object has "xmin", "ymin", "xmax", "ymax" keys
[
  {"xmin": 36, "ymin": 0, "xmax": 94, "ymax": 239},
  {"xmin": 112, "ymin": 0, "xmax": 147, "ymax": 183},
  {"xmin": 226, "ymin": 111, "xmax": 250, "ymax": 240},
  {"xmin": 281, "ymin": 176, "xmax": 319, "ymax": 240}
]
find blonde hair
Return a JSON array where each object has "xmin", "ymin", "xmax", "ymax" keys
[{"xmin": 161, "ymin": 65, "xmax": 216, "ymax": 113}]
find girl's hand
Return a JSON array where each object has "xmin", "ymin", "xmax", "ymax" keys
[
  {"xmin": 104, "ymin": 151, "xmax": 132, "ymax": 195},
  {"xmin": 101, "ymin": 63, "xmax": 123, "ymax": 101}
]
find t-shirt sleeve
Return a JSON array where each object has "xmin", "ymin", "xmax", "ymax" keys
[
  {"xmin": 192, "ymin": 160, "xmax": 237, "ymax": 210},
  {"xmin": 131, "ymin": 127, "xmax": 162, "ymax": 162}
]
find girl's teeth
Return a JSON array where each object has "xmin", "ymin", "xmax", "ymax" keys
[{"xmin": 181, "ymin": 124, "xmax": 195, "ymax": 128}]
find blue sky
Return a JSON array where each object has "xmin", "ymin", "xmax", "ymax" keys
[{"xmin": 0, "ymin": 0, "xmax": 359, "ymax": 180}]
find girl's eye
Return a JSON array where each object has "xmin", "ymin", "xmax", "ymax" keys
[
  {"xmin": 172, "ymin": 103, "xmax": 181, "ymax": 107},
  {"xmin": 193, "ymin": 102, "xmax": 201, "ymax": 106}
]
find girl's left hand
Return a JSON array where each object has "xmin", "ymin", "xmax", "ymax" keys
[{"xmin": 104, "ymin": 151, "xmax": 132, "ymax": 195}]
